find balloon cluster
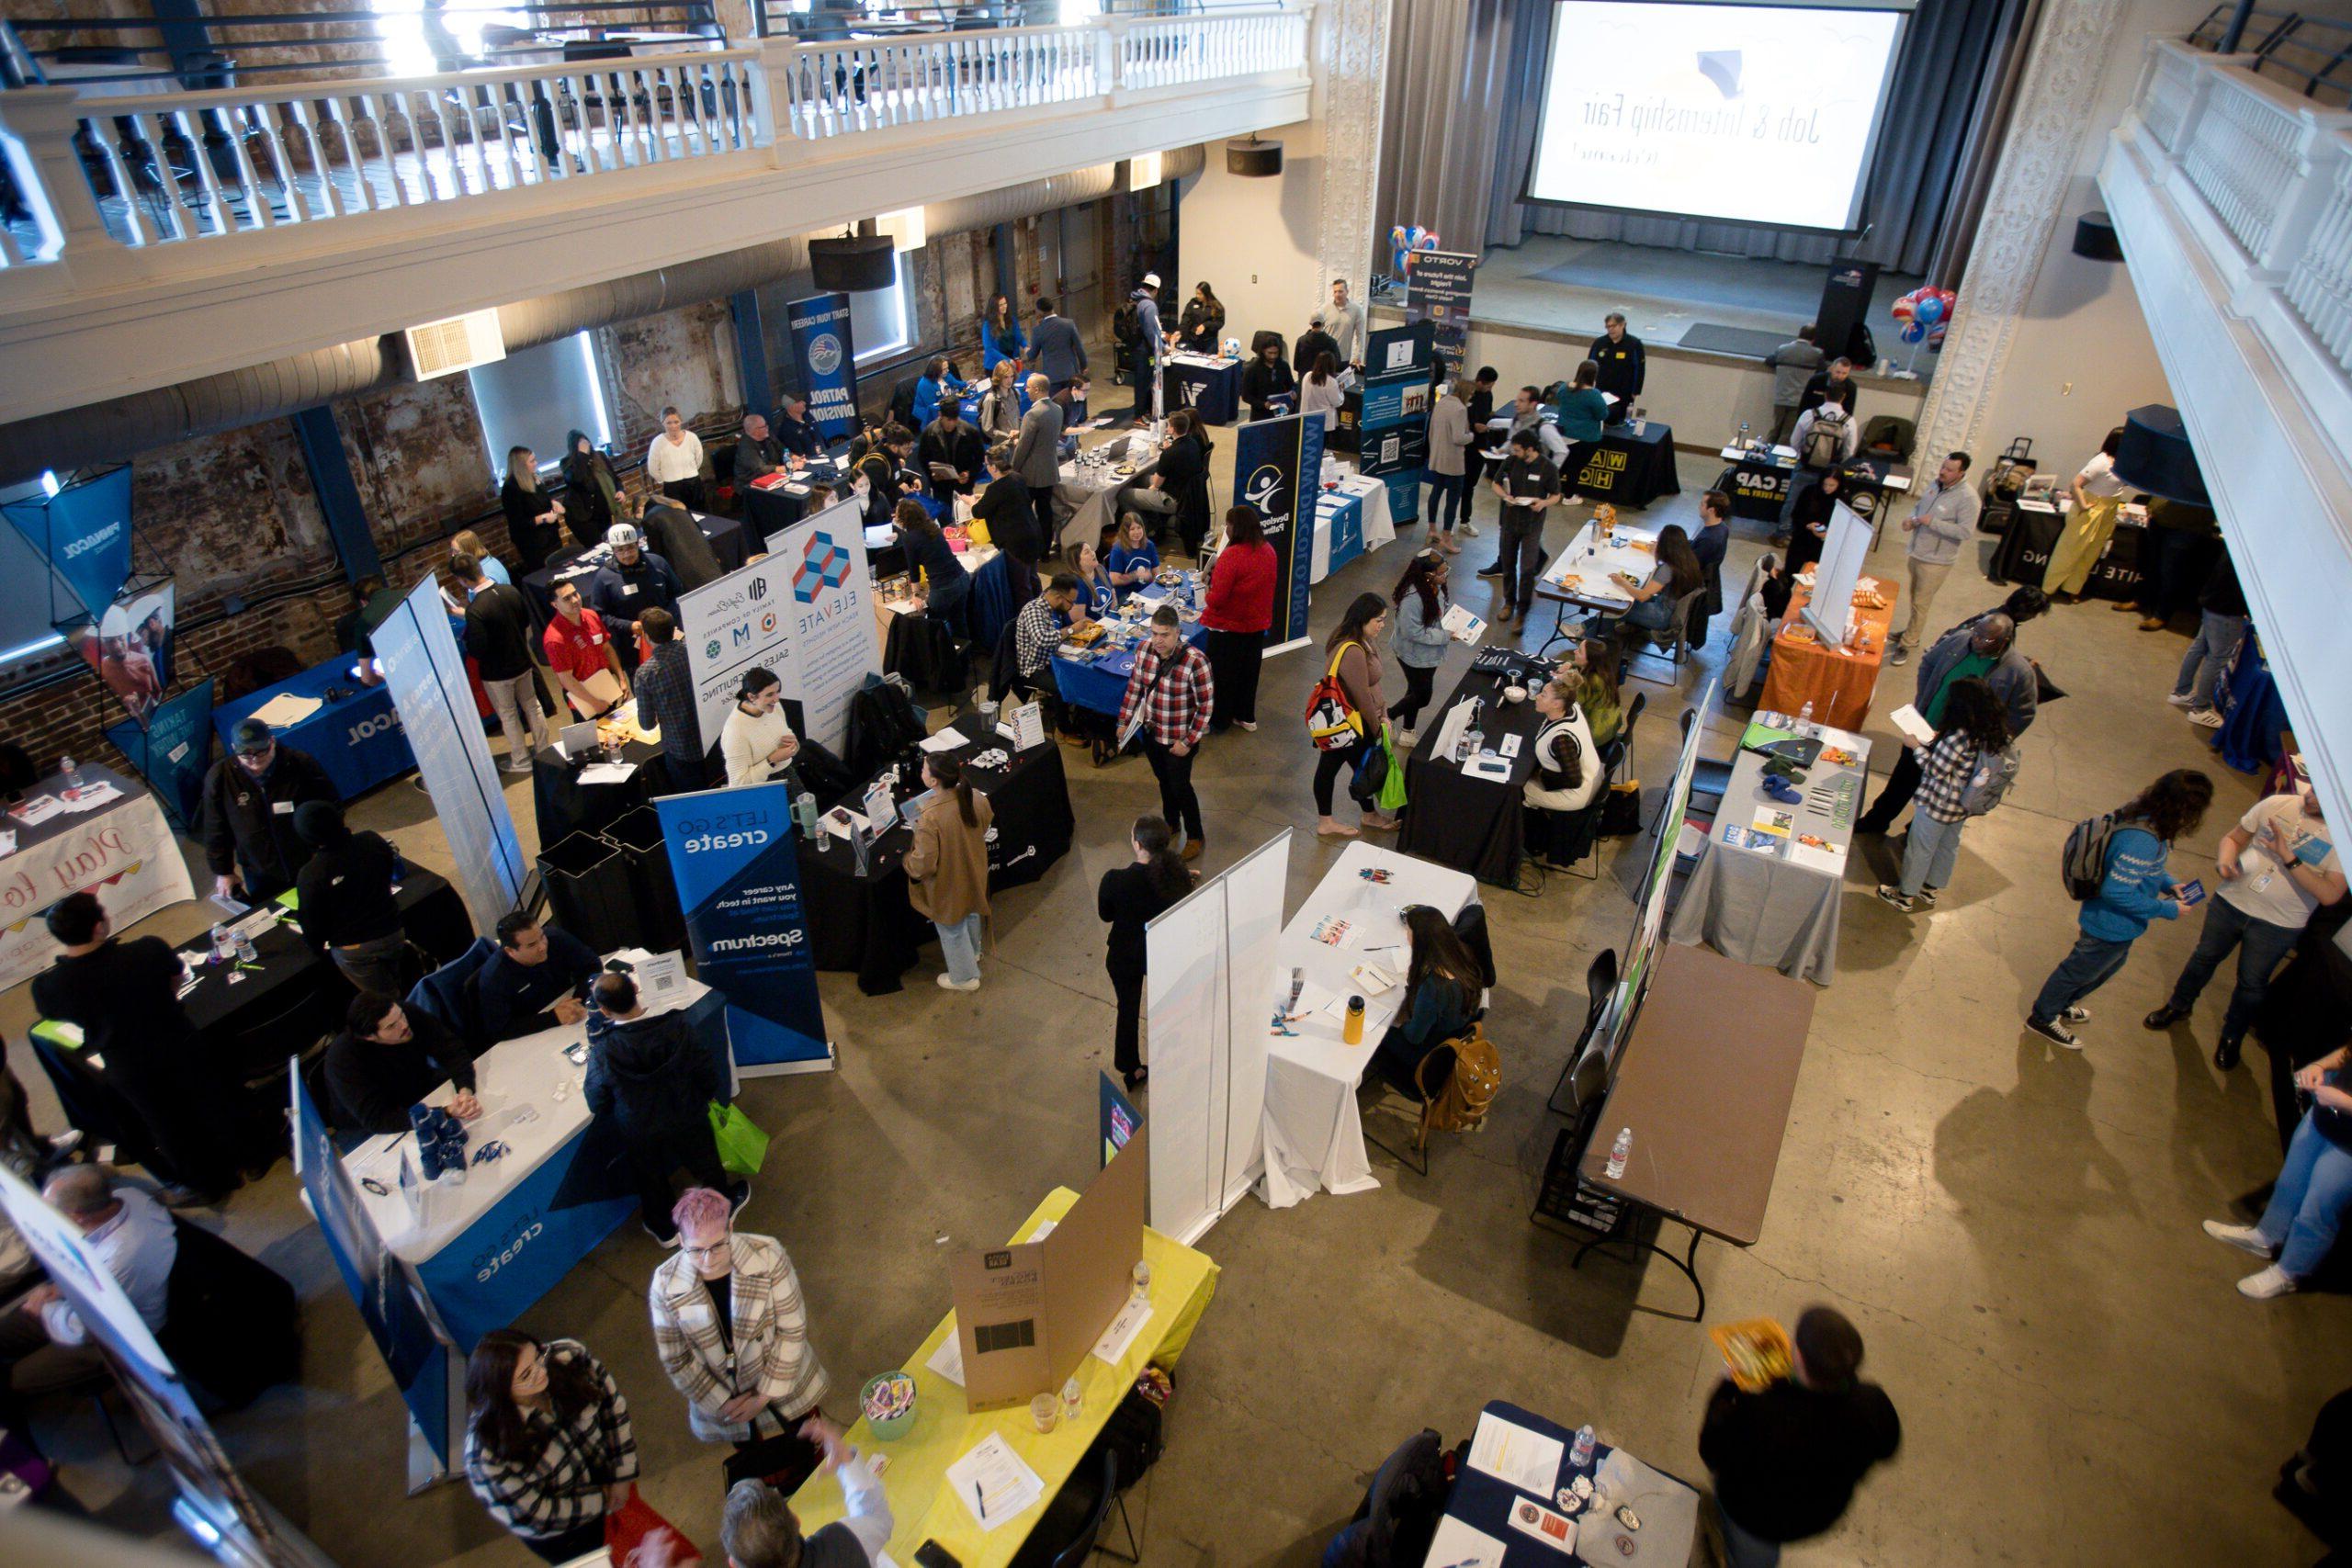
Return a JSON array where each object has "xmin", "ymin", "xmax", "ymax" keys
[
  {"xmin": 1890, "ymin": 286, "xmax": 1958, "ymax": 345},
  {"xmin": 1389, "ymin": 224, "xmax": 1441, "ymax": 278}
]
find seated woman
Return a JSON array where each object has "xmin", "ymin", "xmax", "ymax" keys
[
  {"xmin": 1369, "ymin": 907, "xmax": 1486, "ymax": 1097},
  {"xmin": 1072, "ymin": 539, "xmax": 1120, "ymax": 618},
  {"xmin": 1588, "ymin": 523, "xmax": 1702, "ymax": 646},
  {"xmin": 1521, "ymin": 678, "xmax": 1604, "ymax": 867},
  {"xmin": 1106, "ymin": 513, "xmax": 1162, "ymax": 601},
  {"xmin": 2207, "ymin": 1043, "xmax": 2352, "ymax": 1300},
  {"xmin": 1552, "ymin": 637, "xmax": 1623, "ymax": 751},
  {"xmin": 1783, "ymin": 468, "xmax": 1847, "ymax": 575}
]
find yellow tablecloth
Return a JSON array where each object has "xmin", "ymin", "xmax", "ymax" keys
[{"xmin": 789, "ymin": 1185, "xmax": 1219, "ymax": 1563}]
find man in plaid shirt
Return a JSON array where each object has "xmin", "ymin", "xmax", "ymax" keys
[
  {"xmin": 1116, "ymin": 605, "xmax": 1215, "ymax": 860},
  {"xmin": 633, "ymin": 608, "xmax": 707, "ymax": 793}
]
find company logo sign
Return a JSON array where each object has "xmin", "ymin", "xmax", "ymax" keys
[
  {"xmin": 748, "ymin": 577, "xmax": 769, "ymax": 603},
  {"xmin": 792, "ymin": 532, "xmax": 853, "ymax": 604},
  {"xmin": 808, "ymin": 333, "xmax": 843, "ymax": 376},
  {"xmin": 1242, "ymin": 463, "xmax": 1291, "ymax": 525},
  {"xmin": 60, "ymin": 521, "xmax": 124, "ymax": 559},
  {"xmin": 349, "ymin": 711, "xmax": 403, "ymax": 742}
]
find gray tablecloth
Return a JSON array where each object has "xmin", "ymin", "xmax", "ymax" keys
[
  {"xmin": 1055, "ymin": 438, "xmax": 1161, "ymax": 556},
  {"xmin": 1667, "ymin": 722, "xmax": 1871, "ymax": 985}
]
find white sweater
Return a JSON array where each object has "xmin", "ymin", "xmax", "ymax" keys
[
  {"xmin": 647, "ymin": 431, "xmax": 705, "ymax": 484},
  {"xmin": 720, "ymin": 705, "xmax": 795, "ymax": 789}
]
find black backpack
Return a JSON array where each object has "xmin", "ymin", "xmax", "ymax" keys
[
  {"xmin": 2062, "ymin": 812, "xmax": 2119, "ymax": 901},
  {"xmin": 1112, "ymin": 299, "xmax": 1141, "ymax": 346}
]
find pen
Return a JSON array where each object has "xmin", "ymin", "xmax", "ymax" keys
[{"xmin": 974, "ymin": 1480, "xmax": 987, "ymax": 1520}]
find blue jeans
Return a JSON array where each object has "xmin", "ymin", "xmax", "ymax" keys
[
  {"xmin": 1899, "ymin": 811, "xmax": 1965, "ymax": 898},
  {"xmin": 2259, "ymin": 1111, "xmax": 2352, "ymax": 1278},
  {"xmin": 2166, "ymin": 896, "xmax": 2300, "ymax": 1048},
  {"xmin": 2030, "ymin": 932, "xmax": 2136, "ymax": 1023},
  {"xmin": 935, "ymin": 912, "xmax": 983, "ymax": 984},
  {"xmin": 1426, "ymin": 469, "xmax": 1471, "ymax": 533},
  {"xmin": 2173, "ymin": 611, "xmax": 2247, "ymax": 708},
  {"xmin": 1715, "ymin": 1503, "xmax": 1781, "ymax": 1568}
]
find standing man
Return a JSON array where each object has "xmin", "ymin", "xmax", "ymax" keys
[
  {"xmin": 633, "ymin": 609, "xmax": 707, "ymax": 794},
  {"xmin": 647, "ymin": 407, "xmax": 706, "ymax": 510},
  {"xmin": 1488, "ymin": 428, "xmax": 1562, "ymax": 627},
  {"xmin": 1460, "ymin": 366, "xmax": 1498, "ymax": 537},
  {"xmin": 1115, "ymin": 606, "xmax": 1215, "ymax": 861},
  {"xmin": 1013, "ymin": 372, "xmax": 1065, "ymax": 541},
  {"xmin": 1295, "ymin": 313, "xmax": 1339, "ymax": 377},
  {"xmin": 1324, "ymin": 279, "xmax": 1366, "ymax": 369},
  {"xmin": 584, "ymin": 971, "xmax": 740, "ymax": 1242},
  {"xmin": 1699, "ymin": 1305, "xmax": 1901, "ymax": 1568},
  {"xmin": 733, "ymin": 413, "xmax": 785, "ymax": 486},
  {"xmin": 476, "ymin": 912, "xmax": 600, "ymax": 1042},
  {"xmin": 1126, "ymin": 274, "xmax": 1166, "ymax": 425},
  {"xmin": 1856, "ymin": 613, "xmax": 2035, "ymax": 837},
  {"xmin": 1765, "ymin": 326, "xmax": 1823, "ymax": 445},
  {"xmin": 457, "ymin": 552, "xmax": 548, "ymax": 772},
  {"xmin": 200, "ymin": 717, "xmax": 334, "ymax": 901},
  {"xmin": 1799, "ymin": 356, "xmax": 1859, "ymax": 418},
  {"xmin": 2116, "ymin": 497, "xmax": 2220, "ymax": 632},
  {"xmin": 292, "ymin": 799, "xmax": 409, "ymax": 997},
  {"xmin": 771, "ymin": 393, "xmax": 822, "ymax": 459},
  {"xmin": 1025, "ymin": 296, "xmax": 1089, "ymax": 397},
  {"xmin": 543, "ymin": 580, "xmax": 628, "ymax": 717},
  {"xmin": 1891, "ymin": 452, "xmax": 1981, "ymax": 666},
  {"xmin": 585, "ymin": 524, "xmax": 683, "ymax": 674},
  {"xmin": 916, "ymin": 397, "xmax": 986, "ymax": 501},
  {"xmin": 1588, "ymin": 311, "xmax": 1645, "ymax": 403},
  {"xmin": 2145, "ymin": 788, "xmax": 2344, "ymax": 1069},
  {"xmin": 31, "ymin": 894, "xmax": 239, "ymax": 1205}
]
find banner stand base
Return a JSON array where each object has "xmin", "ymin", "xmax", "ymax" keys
[
  {"xmin": 405, "ymin": 1412, "xmax": 451, "ymax": 1496},
  {"xmin": 738, "ymin": 1047, "xmax": 837, "ymax": 1079},
  {"xmin": 1262, "ymin": 637, "xmax": 1309, "ymax": 660}
]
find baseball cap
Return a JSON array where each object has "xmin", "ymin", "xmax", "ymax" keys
[
  {"xmin": 1141, "ymin": 272, "xmax": 1161, "ymax": 288},
  {"xmin": 232, "ymin": 718, "xmax": 274, "ymax": 755},
  {"xmin": 606, "ymin": 523, "xmax": 641, "ymax": 548}
]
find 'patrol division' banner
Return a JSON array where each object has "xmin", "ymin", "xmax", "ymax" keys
[
  {"xmin": 1403, "ymin": 250, "xmax": 1477, "ymax": 377},
  {"xmin": 1235, "ymin": 411, "xmax": 1323, "ymax": 659},
  {"xmin": 658, "ymin": 782, "xmax": 831, "ymax": 1076},
  {"xmin": 786, "ymin": 292, "xmax": 860, "ymax": 444}
]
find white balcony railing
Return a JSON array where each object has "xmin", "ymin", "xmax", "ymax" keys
[
  {"xmin": 2284, "ymin": 136, "xmax": 2352, "ymax": 373},
  {"xmin": 0, "ymin": 6, "xmax": 1309, "ymax": 266}
]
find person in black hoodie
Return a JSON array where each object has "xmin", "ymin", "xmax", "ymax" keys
[
  {"xmin": 1097, "ymin": 815, "xmax": 1191, "ymax": 1090},
  {"xmin": 292, "ymin": 800, "xmax": 408, "ymax": 998},
  {"xmin": 1239, "ymin": 338, "xmax": 1297, "ymax": 422},
  {"xmin": 1293, "ymin": 314, "xmax": 1339, "ymax": 378},
  {"xmin": 325, "ymin": 992, "xmax": 481, "ymax": 1135},
  {"xmin": 561, "ymin": 431, "xmax": 623, "ymax": 550},
  {"xmin": 1700, "ymin": 1305, "xmax": 1901, "ymax": 1566},
  {"xmin": 583, "ymin": 971, "xmax": 741, "ymax": 1242},
  {"xmin": 201, "ymin": 718, "xmax": 336, "ymax": 901}
]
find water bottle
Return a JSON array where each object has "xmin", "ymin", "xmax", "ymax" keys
[
  {"xmin": 233, "ymin": 929, "xmax": 258, "ymax": 965},
  {"xmin": 61, "ymin": 755, "xmax": 83, "ymax": 795},
  {"xmin": 1736, "ymin": 421, "xmax": 1751, "ymax": 453},
  {"xmin": 1605, "ymin": 1127, "xmax": 1631, "ymax": 1179},
  {"xmin": 1799, "ymin": 700, "xmax": 1815, "ymax": 725},
  {"xmin": 388, "ymin": 837, "xmax": 408, "ymax": 886},
  {"xmin": 209, "ymin": 923, "xmax": 231, "ymax": 965},
  {"xmin": 1571, "ymin": 1424, "xmax": 1597, "ymax": 1470}
]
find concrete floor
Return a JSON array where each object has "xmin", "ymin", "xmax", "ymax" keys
[{"xmin": 6, "ymin": 446, "xmax": 2344, "ymax": 1566}]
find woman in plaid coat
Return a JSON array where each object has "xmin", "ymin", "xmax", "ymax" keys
[
  {"xmin": 649, "ymin": 1188, "xmax": 831, "ymax": 1486},
  {"xmin": 463, "ymin": 1332, "xmax": 639, "ymax": 1562}
]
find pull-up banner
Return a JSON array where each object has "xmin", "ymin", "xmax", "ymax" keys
[
  {"xmin": 1235, "ymin": 411, "xmax": 1323, "ymax": 659},
  {"xmin": 657, "ymin": 781, "xmax": 832, "ymax": 1076},
  {"xmin": 1403, "ymin": 250, "xmax": 1477, "ymax": 378},
  {"xmin": 2, "ymin": 465, "xmax": 134, "ymax": 622},
  {"xmin": 786, "ymin": 292, "xmax": 861, "ymax": 445}
]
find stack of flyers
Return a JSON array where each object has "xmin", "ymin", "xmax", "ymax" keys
[
  {"xmin": 1749, "ymin": 808, "xmax": 1794, "ymax": 840},
  {"xmin": 1308, "ymin": 915, "xmax": 1353, "ymax": 948}
]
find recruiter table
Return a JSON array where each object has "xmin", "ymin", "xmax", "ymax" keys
[
  {"xmin": 788, "ymin": 1185, "xmax": 1217, "ymax": 1565},
  {"xmin": 1988, "ymin": 496, "xmax": 2144, "ymax": 601},
  {"xmin": 0, "ymin": 765, "xmax": 194, "ymax": 993},
  {"xmin": 1533, "ymin": 517, "xmax": 1659, "ymax": 651},
  {"xmin": 1312, "ymin": 473, "xmax": 1397, "ymax": 582},
  {"xmin": 213, "ymin": 656, "xmax": 414, "ymax": 801},
  {"xmin": 1430, "ymin": 1400, "xmax": 1701, "ymax": 1567},
  {"xmin": 1049, "ymin": 592, "xmax": 1210, "ymax": 718},
  {"xmin": 741, "ymin": 458, "xmax": 851, "ymax": 542},
  {"xmin": 1161, "ymin": 352, "xmax": 1246, "ymax": 424},
  {"xmin": 518, "ymin": 510, "xmax": 748, "ymax": 617},
  {"xmin": 1573, "ymin": 420, "xmax": 1680, "ymax": 509},
  {"xmin": 1395, "ymin": 653, "xmax": 1556, "ymax": 887},
  {"xmin": 1575, "ymin": 942, "xmax": 1813, "ymax": 1318},
  {"xmin": 1261, "ymin": 843, "xmax": 1478, "ymax": 1208},
  {"xmin": 341, "ymin": 954, "xmax": 728, "ymax": 1348},
  {"xmin": 1753, "ymin": 570, "xmax": 1899, "ymax": 733},
  {"xmin": 1667, "ymin": 713, "xmax": 1870, "ymax": 985},
  {"xmin": 801, "ymin": 717, "xmax": 1075, "ymax": 995}
]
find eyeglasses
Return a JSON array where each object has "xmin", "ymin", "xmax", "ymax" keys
[{"xmin": 681, "ymin": 1238, "xmax": 730, "ymax": 1258}]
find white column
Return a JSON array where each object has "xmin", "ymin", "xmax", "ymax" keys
[
  {"xmin": 1913, "ymin": 0, "xmax": 2134, "ymax": 465},
  {"xmin": 1311, "ymin": 0, "xmax": 1389, "ymax": 296}
]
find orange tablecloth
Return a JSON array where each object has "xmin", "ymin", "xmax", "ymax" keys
[{"xmin": 1757, "ymin": 576, "xmax": 1900, "ymax": 730}]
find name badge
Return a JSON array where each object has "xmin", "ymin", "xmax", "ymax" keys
[
  {"xmin": 621, "ymin": 583, "xmax": 639, "ymax": 597},
  {"xmin": 272, "ymin": 800, "xmax": 296, "ymax": 815}
]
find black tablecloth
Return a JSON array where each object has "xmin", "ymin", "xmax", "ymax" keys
[
  {"xmin": 1716, "ymin": 457, "xmax": 1797, "ymax": 523},
  {"xmin": 1987, "ymin": 504, "xmax": 2144, "ymax": 600},
  {"xmin": 519, "ymin": 513, "xmax": 749, "ymax": 617},
  {"xmin": 741, "ymin": 460, "xmax": 852, "ymax": 545},
  {"xmin": 1576, "ymin": 421, "xmax": 1680, "ymax": 508},
  {"xmin": 532, "ymin": 738, "xmax": 669, "ymax": 847},
  {"xmin": 800, "ymin": 720, "xmax": 1075, "ymax": 994},
  {"xmin": 1394, "ymin": 659, "xmax": 1554, "ymax": 887}
]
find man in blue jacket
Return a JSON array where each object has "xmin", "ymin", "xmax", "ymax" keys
[
  {"xmin": 1125, "ymin": 275, "xmax": 1165, "ymax": 425},
  {"xmin": 476, "ymin": 912, "xmax": 600, "ymax": 1042},
  {"xmin": 1857, "ymin": 614, "xmax": 2037, "ymax": 836}
]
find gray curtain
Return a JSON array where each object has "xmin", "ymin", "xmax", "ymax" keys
[{"xmin": 1375, "ymin": 0, "xmax": 1528, "ymax": 254}]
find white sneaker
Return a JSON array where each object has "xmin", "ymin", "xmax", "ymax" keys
[
  {"xmin": 1398, "ymin": 728, "xmax": 1419, "ymax": 747},
  {"xmin": 2188, "ymin": 708, "xmax": 2225, "ymax": 729},
  {"xmin": 2061, "ymin": 1006, "xmax": 2090, "ymax": 1023},
  {"xmin": 2203, "ymin": 1220, "xmax": 2276, "ymax": 1258},
  {"xmin": 935, "ymin": 973, "xmax": 979, "ymax": 993},
  {"xmin": 1460, "ymin": 520, "xmax": 1480, "ymax": 537},
  {"xmin": 2166, "ymin": 692, "xmax": 2196, "ymax": 708},
  {"xmin": 2238, "ymin": 1264, "xmax": 2300, "ymax": 1300},
  {"xmin": 1236, "ymin": 719, "xmax": 1258, "ymax": 732}
]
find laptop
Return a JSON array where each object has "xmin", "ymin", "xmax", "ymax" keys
[{"xmin": 559, "ymin": 721, "xmax": 599, "ymax": 760}]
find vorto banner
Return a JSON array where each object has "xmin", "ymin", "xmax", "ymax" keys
[
  {"xmin": 2, "ymin": 465, "xmax": 134, "ymax": 623},
  {"xmin": 786, "ymin": 292, "xmax": 861, "ymax": 444},
  {"xmin": 1403, "ymin": 250, "xmax": 1477, "ymax": 377},
  {"xmin": 657, "ymin": 783, "xmax": 831, "ymax": 1076},
  {"xmin": 1234, "ymin": 411, "xmax": 1323, "ymax": 658}
]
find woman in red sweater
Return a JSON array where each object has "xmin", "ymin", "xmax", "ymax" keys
[{"xmin": 1203, "ymin": 506, "xmax": 1278, "ymax": 732}]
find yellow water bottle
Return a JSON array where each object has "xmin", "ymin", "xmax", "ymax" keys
[{"xmin": 1343, "ymin": 995, "xmax": 1366, "ymax": 1044}]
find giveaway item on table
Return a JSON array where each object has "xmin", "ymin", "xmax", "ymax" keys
[
  {"xmin": 7, "ymin": 795, "xmax": 62, "ymax": 827},
  {"xmin": 408, "ymin": 1103, "xmax": 471, "ymax": 1181},
  {"xmin": 859, "ymin": 1371, "xmax": 918, "ymax": 1439}
]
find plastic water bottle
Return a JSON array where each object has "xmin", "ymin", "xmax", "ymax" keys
[
  {"xmin": 1571, "ymin": 1423, "xmax": 1597, "ymax": 1470},
  {"xmin": 1737, "ymin": 421, "xmax": 1751, "ymax": 452},
  {"xmin": 209, "ymin": 923, "xmax": 232, "ymax": 965},
  {"xmin": 1799, "ymin": 699, "xmax": 1815, "ymax": 725},
  {"xmin": 232, "ymin": 929, "xmax": 258, "ymax": 965},
  {"xmin": 388, "ymin": 838, "xmax": 408, "ymax": 886},
  {"xmin": 61, "ymin": 755, "xmax": 83, "ymax": 795},
  {"xmin": 1605, "ymin": 1127, "xmax": 1631, "ymax": 1179}
]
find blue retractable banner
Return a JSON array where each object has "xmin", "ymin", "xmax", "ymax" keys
[
  {"xmin": 786, "ymin": 292, "xmax": 861, "ymax": 445},
  {"xmin": 106, "ymin": 677, "xmax": 214, "ymax": 832},
  {"xmin": 1235, "ymin": 411, "xmax": 1324, "ymax": 658},
  {"xmin": 656, "ymin": 783, "xmax": 832, "ymax": 1076},
  {"xmin": 2, "ymin": 466, "xmax": 134, "ymax": 623}
]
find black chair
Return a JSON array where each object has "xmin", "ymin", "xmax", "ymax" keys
[
  {"xmin": 1018, "ymin": 1448, "xmax": 1136, "ymax": 1568},
  {"xmin": 1364, "ymin": 1040, "xmax": 1460, "ymax": 1179},
  {"xmin": 159, "ymin": 1217, "xmax": 300, "ymax": 1409},
  {"xmin": 1600, "ymin": 689, "xmax": 1647, "ymax": 791},
  {"xmin": 1547, "ymin": 948, "xmax": 1619, "ymax": 1116},
  {"xmin": 1625, "ymin": 587, "xmax": 1705, "ymax": 683},
  {"xmin": 1323, "ymin": 1427, "xmax": 1449, "ymax": 1568},
  {"xmin": 1679, "ymin": 706, "xmax": 1736, "ymax": 818}
]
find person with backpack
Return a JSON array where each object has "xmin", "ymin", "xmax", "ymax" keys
[
  {"xmin": 2025, "ymin": 768, "xmax": 2214, "ymax": 1049},
  {"xmin": 1123, "ymin": 273, "xmax": 1166, "ymax": 425},
  {"xmin": 1856, "ymin": 614, "xmax": 2037, "ymax": 837},
  {"xmin": 1875, "ymin": 678, "xmax": 2010, "ymax": 914},
  {"xmin": 1369, "ymin": 907, "xmax": 1483, "ymax": 1098},
  {"xmin": 1098, "ymin": 815, "xmax": 1191, "ymax": 1090},
  {"xmin": 1309, "ymin": 593, "xmax": 1398, "ymax": 840},
  {"xmin": 1790, "ymin": 400, "xmax": 1859, "ymax": 472}
]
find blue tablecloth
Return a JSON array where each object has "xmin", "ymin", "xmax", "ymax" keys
[
  {"xmin": 2212, "ymin": 627, "xmax": 2289, "ymax": 775},
  {"xmin": 1436, "ymin": 1400, "xmax": 1701, "ymax": 1566},
  {"xmin": 213, "ymin": 657, "xmax": 414, "ymax": 800},
  {"xmin": 1318, "ymin": 490, "xmax": 1366, "ymax": 578},
  {"xmin": 1052, "ymin": 620, "xmax": 1210, "ymax": 717},
  {"xmin": 1162, "ymin": 356, "xmax": 1245, "ymax": 425}
]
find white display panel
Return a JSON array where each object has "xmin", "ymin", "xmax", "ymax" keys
[{"xmin": 1525, "ymin": 0, "xmax": 1908, "ymax": 232}]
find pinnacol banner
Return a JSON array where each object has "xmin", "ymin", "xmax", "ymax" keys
[
  {"xmin": 1236, "ymin": 411, "xmax": 1323, "ymax": 659},
  {"xmin": 3, "ymin": 465, "xmax": 134, "ymax": 624},
  {"xmin": 656, "ymin": 782, "xmax": 831, "ymax": 1076},
  {"xmin": 1403, "ymin": 250, "xmax": 1477, "ymax": 377},
  {"xmin": 786, "ymin": 292, "xmax": 861, "ymax": 444}
]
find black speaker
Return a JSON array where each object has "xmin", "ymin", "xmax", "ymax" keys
[
  {"xmin": 809, "ymin": 233, "xmax": 897, "ymax": 294},
  {"xmin": 1815, "ymin": 257, "xmax": 1879, "ymax": 366},
  {"xmin": 2073, "ymin": 211, "xmax": 2124, "ymax": 261},
  {"xmin": 1226, "ymin": 138, "xmax": 1283, "ymax": 177}
]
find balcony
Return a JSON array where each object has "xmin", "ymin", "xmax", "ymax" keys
[
  {"xmin": 0, "ymin": 4, "xmax": 1312, "ymax": 423},
  {"xmin": 2098, "ymin": 34, "xmax": 2352, "ymax": 822}
]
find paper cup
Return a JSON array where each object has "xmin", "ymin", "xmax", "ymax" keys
[{"xmin": 1030, "ymin": 1392, "xmax": 1060, "ymax": 1433}]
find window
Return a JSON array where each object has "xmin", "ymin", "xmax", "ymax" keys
[
  {"xmin": 0, "ymin": 476, "xmax": 80, "ymax": 677},
  {"xmin": 849, "ymin": 254, "xmax": 910, "ymax": 368},
  {"xmin": 469, "ymin": 333, "xmax": 611, "ymax": 481}
]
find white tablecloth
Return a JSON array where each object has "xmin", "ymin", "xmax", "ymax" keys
[
  {"xmin": 1310, "ymin": 473, "xmax": 1398, "ymax": 583},
  {"xmin": 1535, "ymin": 517, "xmax": 1661, "ymax": 612},
  {"xmin": 1260, "ymin": 843, "xmax": 1477, "ymax": 1208},
  {"xmin": 1, "ymin": 768, "xmax": 194, "ymax": 993}
]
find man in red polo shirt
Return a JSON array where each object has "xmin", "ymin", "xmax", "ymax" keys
[{"xmin": 543, "ymin": 579, "xmax": 629, "ymax": 717}]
